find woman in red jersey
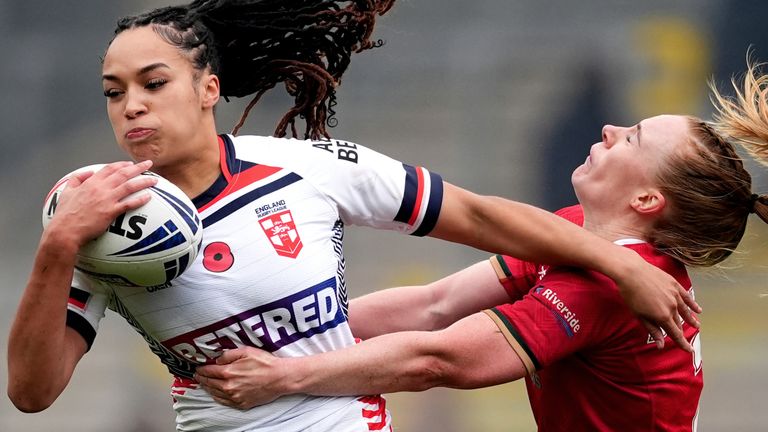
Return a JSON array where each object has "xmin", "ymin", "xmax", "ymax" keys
[{"xmin": 193, "ymin": 64, "xmax": 768, "ymax": 431}]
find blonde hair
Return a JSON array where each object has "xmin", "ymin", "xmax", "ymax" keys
[
  {"xmin": 651, "ymin": 117, "xmax": 754, "ymax": 267},
  {"xmin": 710, "ymin": 59, "xmax": 768, "ymax": 224},
  {"xmin": 651, "ymin": 60, "xmax": 768, "ymax": 267}
]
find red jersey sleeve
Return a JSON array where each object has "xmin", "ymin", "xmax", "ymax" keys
[
  {"xmin": 489, "ymin": 255, "xmax": 538, "ymax": 301},
  {"xmin": 485, "ymin": 267, "xmax": 628, "ymax": 374}
]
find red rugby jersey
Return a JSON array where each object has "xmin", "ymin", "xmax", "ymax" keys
[{"xmin": 486, "ymin": 206, "xmax": 702, "ymax": 431}]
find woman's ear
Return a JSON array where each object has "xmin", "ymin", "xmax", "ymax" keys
[
  {"xmin": 631, "ymin": 189, "xmax": 666, "ymax": 215},
  {"xmin": 201, "ymin": 73, "xmax": 220, "ymax": 109}
]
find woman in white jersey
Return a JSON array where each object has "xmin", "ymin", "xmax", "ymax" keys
[
  {"xmin": 192, "ymin": 66, "xmax": 768, "ymax": 431},
  {"xmin": 7, "ymin": 1, "xmax": 698, "ymax": 431}
]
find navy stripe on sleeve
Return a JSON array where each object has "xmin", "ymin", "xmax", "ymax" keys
[
  {"xmin": 411, "ymin": 171, "xmax": 443, "ymax": 236},
  {"xmin": 66, "ymin": 310, "xmax": 97, "ymax": 351},
  {"xmin": 394, "ymin": 164, "xmax": 418, "ymax": 224}
]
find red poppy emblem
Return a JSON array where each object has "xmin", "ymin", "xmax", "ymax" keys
[{"xmin": 259, "ymin": 210, "xmax": 303, "ymax": 258}]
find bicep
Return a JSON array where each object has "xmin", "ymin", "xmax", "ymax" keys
[
  {"xmin": 428, "ymin": 182, "xmax": 482, "ymax": 243},
  {"xmin": 64, "ymin": 326, "xmax": 89, "ymax": 369},
  {"xmin": 348, "ymin": 286, "xmax": 439, "ymax": 338},
  {"xmin": 428, "ymin": 261, "xmax": 512, "ymax": 327},
  {"xmin": 432, "ymin": 312, "xmax": 528, "ymax": 389}
]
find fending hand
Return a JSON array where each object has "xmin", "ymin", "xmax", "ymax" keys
[
  {"xmin": 194, "ymin": 347, "xmax": 286, "ymax": 410},
  {"xmin": 615, "ymin": 256, "xmax": 701, "ymax": 352}
]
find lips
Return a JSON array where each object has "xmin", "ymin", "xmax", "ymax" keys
[{"xmin": 125, "ymin": 128, "xmax": 155, "ymax": 140}]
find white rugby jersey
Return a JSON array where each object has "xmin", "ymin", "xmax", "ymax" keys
[{"xmin": 65, "ymin": 134, "xmax": 443, "ymax": 432}]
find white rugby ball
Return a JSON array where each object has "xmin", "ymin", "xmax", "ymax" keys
[{"xmin": 42, "ymin": 164, "xmax": 203, "ymax": 287}]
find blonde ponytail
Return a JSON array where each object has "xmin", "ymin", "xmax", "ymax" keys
[{"xmin": 710, "ymin": 59, "xmax": 768, "ymax": 166}]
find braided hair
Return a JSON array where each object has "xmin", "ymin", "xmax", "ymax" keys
[{"xmin": 112, "ymin": 0, "xmax": 395, "ymax": 140}]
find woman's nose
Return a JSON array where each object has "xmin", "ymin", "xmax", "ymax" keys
[
  {"xmin": 124, "ymin": 91, "xmax": 147, "ymax": 119},
  {"xmin": 602, "ymin": 124, "xmax": 618, "ymax": 147}
]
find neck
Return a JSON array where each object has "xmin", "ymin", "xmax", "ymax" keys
[
  {"xmin": 581, "ymin": 207, "xmax": 651, "ymax": 243},
  {"xmin": 582, "ymin": 221, "xmax": 648, "ymax": 242},
  {"xmin": 153, "ymin": 130, "xmax": 222, "ymax": 200}
]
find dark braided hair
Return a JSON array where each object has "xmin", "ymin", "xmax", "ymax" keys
[{"xmin": 112, "ymin": 0, "xmax": 395, "ymax": 140}]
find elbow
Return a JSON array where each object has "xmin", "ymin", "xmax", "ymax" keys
[
  {"xmin": 408, "ymin": 338, "xmax": 498, "ymax": 391},
  {"xmin": 9, "ymin": 395, "xmax": 54, "ymax": 414},
  {"xmin": 407, "ymin": 355, "xmax": 464, "ymax": 392},
  {"xmin": 8, "ymin": 384, "xmax": 57, "ymax": 413},
  {"xmin": 424, "ymin": 306, "xmax": 453, "ymax": 331}
]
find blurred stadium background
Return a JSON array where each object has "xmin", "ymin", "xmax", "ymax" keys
[{"xmin": 1, "ymin": 0, "xmax": 767, "ymax": 430}]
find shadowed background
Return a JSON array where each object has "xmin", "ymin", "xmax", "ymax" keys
[{"xmin": 1, "ymin": 1, "xmax": 767, "ymax": 430}]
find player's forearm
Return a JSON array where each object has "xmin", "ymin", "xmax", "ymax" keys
[
  {"xmin": 495, "ymin": 202, "xmax": 640, "ymax": 278},
  {"xmin": 281, "ymin": 331, "xmax": 457, "ymax": 397},
  {"xmin": 284, "ymin": 314, "xmax": 523, "ymax": 397},
  {"xmin": 194, "ymin": 314, "xmax": 526, "ymax": 406},
  {"xmin": 433, "ymin": 185, "xmax": 632, "ymax": 276},
  {"xmin": 350, "ymin": 261, "xmax": 509, "ymax": 339},
  {"xmin": 349, "ymin": 287, "xmax": 440, "ymax": 339},
  {"xmin": 7, "ymin": 230, "xmax": 83, "ymax": 412}
]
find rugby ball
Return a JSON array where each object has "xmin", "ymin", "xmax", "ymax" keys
[{"xmin": 42, "ymin": 164, "xmax": 203, "ymax": 287}]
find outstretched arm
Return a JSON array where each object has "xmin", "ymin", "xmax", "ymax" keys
[
  {"xmin": 349, "ymin": 260, "xmax": 511, "ymax": 339},
  {"xmin": 7, "ymin": 161, "xmax": 156, "ymax": 412},
  {"xmin": 432, "ymin": 183, "xmax": 700, "ymax": 350},
  {"xmin": 195, "ymin": 312, "xmax": 525, "ymax": 409}
]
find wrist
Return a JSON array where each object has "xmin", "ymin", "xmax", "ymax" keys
[
  {"xmin": 40, "ymin": 227, "xmax": 82, "ymax": 259},
  {"xmin": 599, "ymin": 245, "xmax": 639, "ymax": 288},
  {"xmin": 281, "ymin": 357, "xmax": 317, "ymax": 397}
]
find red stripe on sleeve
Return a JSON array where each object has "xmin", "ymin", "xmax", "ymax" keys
[
  {"xmin": 67, "ymin": 298, "xmax": 87, "ymax": 310},
  {"xmin": 407, "ymin": 167, "xmax": 425, "ymax": 226}
]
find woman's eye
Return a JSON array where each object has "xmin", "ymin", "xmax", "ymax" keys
[
  {"xmin": 146, "ymin": 79, "xmax": 167, "ymax": 90},
  {"xmin": 103, "ymin": 89, "xmax": 122, "ymax": 98}
]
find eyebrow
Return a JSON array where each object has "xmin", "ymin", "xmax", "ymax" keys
[
  {"xmin": 636, "ymin": 121, "xmax": 643, "ymax": 146},
  {"xmin": 102, "ymin": 62, "xmax": 171, "ymax": 82}
]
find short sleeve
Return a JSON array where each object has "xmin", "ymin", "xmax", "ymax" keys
[
  {"xmin": 66, "ymin": 270, "xmax": 109, "ymax": 350},
  {"xmin": 489, "ymin": 255, "xmax": 538, "ymax": 301},
  {"xmin": 231, "ymin": 135, "xmax": 444, "ymax": 236},
  {"xmin": 484, "ymin": 269, "xmax": 622, "ymax": 374}
]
